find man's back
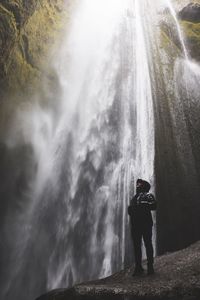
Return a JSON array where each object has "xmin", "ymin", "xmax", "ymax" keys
[
  {"xmin": 128, "ymin": 192, "xmax": 156, "ymax": 227},
  {"xmin": 128, "ymin": 179, "xmax": 157, "ymax": 276}
]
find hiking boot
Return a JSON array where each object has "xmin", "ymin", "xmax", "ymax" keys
[
  {"xmin": 132, "ymin": 266, "xmax": 144, "ymax": 276},
  {"xmin": 147, "ymin": 264, "xmax": 155, "ymax": 275}
]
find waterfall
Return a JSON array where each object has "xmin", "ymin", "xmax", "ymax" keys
[
  {"xmin": 1, "ymin": 1, "xmax": 156, "ymax": 299},
  {"xmin": 45, "ymin": 0, "xmax": 156, "ymax": 288}
]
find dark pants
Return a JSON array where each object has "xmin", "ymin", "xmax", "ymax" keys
[{"xmin": 132, "ymin": 224, "xmax": 154, "ymax": 268}]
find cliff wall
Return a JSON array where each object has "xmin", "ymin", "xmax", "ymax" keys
[{"xmin": 0, "ymin": 0, "xmax": 72, "ymax": 98}]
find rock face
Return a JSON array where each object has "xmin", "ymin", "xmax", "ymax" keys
[
  {"xmin": 161, "ymin": 2, "xmax": 200, "ymax": 62},
  {"xmin": 179, "ymin": 3, "xmax": 200, "ymax": 22},
  {"xmin": 181, "ymin": 23, "xmax": 200, "ymax": 61},
  {"xmin": 155, "ymin": 1, "xmax": 200, "ymax": 256},
  {"xmin": 0, "ymin": 0, "xmax": 38, "ymax": 80},
  {"xmin": 0, "ymin": 0, "xmax": 71, "ymax": 98},
  {"xmin": 36, "ymin": 241, "xmax": 200, "ymax": 300},
  {"xmin": 178, "ymin": 3, "xmax": 200, "ymax": 61}
]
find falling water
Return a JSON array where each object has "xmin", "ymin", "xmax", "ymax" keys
[
  {"xmin": 165, "ymin": 0, "xmax": 189, "ymax": 59},
  {"xmin": 46, "ymin": 0, "xmax": 156, "ymax": 287},
  {"xmin": 2, "ymin": 0, "xmax": 200, "ymax": 299},
  {"xmin": 0, "ymin": 2, "xmax": 157, "ymax": 299}
]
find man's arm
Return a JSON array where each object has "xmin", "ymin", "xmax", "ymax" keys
[
  {"xmin": 145, "ymin": 193, "xmax": 157, "ymax": 211},
  {"xmin": 128, "ymin": 196, "xmax": 137, "ymax": 216}
]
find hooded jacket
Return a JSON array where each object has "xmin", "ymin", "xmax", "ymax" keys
[{"xmin": 128, "ymin": 183, "xmax": 157, "ymax": 227}]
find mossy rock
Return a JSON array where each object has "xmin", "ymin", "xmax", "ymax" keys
[
  {"xmin": 0, "ymin": 0, "xmax": 73, "ymax": 99},
  {"xmin": 181, "ymin": 20, "xmax": 200, "ymax": 60},
  {"xmin": 0, "ymin": 4, "xmax": 18, "ymax": 78},
  {"xmin": 0, "ymin": 0, "xmax": 38, "ymax": 29},
  {"xmin": 160, "ymin": 6, "xmax": 200, "ymax": 62}
]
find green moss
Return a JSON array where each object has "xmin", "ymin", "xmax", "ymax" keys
[
  {"xmin": 8, "ymin": 44, "xmax": 40, "ymax": 93},
  {"xmin": 181, "ymin": 20, "xmax": 200, "ymax": 60},
  {"xmin": 2, "ymin": 0, "xmax": 72, "ymax": 97},
  {"xmin": 181, "ymin": 20, "xmax": 200, "ymax": 38},
  {"xmin": 160, "ymin": 29, "xmax": 181, "ymax": 55},
  {"xmin": 159, "ymin": 10, "xmax": 200, "ymax": 63},
  {"xmin": 0, "ymin": 3, "xmax": 18, "ymax": 77},
  {"xmin": 0, "ymin": 1, "xmax": 21, "ymax": 26},
  {"xmin": 0, "ymin": 0, "xmax": 38, "ymax": 28},
  {"xmin": 23, "ymin": 0, "xmax": 68, "ymax": 70}
]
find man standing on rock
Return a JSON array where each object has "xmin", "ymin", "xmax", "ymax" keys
[{"xmin": 128, "ymin": 179, "xmax": 157, "ymax": 276}]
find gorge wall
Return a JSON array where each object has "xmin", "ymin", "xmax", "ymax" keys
[
  {"xmin": 155, "ymin": 1, "xmax": 200, "ymax": 254},
  {"xmin": 0, "ymin": 0, "xmax": 73, "ymax": 97},
  {"xmin": 0, "ymin": 1, "xmax": 73, "ymax": 299}
]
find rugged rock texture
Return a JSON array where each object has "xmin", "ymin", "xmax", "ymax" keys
[
  {"xmin": 179, "ymin": 3, "xmax": 200, "ymax": 61},
  {"xmin": 154, "ymin": 1, "xmax": 200, "ymax": 255},
  {"xmin": 161, "ymin": 2, "xmax": 200, "ymax": 61},
  {"xmin": 181, "ymin": 20, "xmax": 200, "ymax": 61},
  {"xmin": 0, "ymin": 0, "xmax": 38, "ymax": 80},
  {"xmin": 0, "ymin": 0, "xmax": 72, "ymax": 97},
  {"xmin": 36, "ymin": 241, "xmax": 200, "ymax": 300},
  {"xmin": 179, "ymin": 3, "xmax": 200, "ymax": 22}
]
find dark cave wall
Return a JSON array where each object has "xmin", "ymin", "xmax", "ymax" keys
[{"xmin": 155, "ymin": 1, "xmax": 200, "ymax": 254}]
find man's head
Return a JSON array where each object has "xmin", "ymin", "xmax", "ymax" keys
[{"xmin": 136, "ymin": 179, "xmax": 151, "ymax": 193}]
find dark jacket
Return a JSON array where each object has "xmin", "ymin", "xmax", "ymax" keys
[{"xmin": 128, "ymin": 192, "xmax": 157, "ymax": 227}]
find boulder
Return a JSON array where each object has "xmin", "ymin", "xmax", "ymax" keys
[{"xmin": 179, "ymin": 3, "xmax": 200, "ymax": 22}]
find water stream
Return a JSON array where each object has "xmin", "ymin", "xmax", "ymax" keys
[
  {"xmin": 46, "ymin": 0, "xmax": 156, "ymax": 288},
  {"xmin": 166, "ymin": 0, "xmax": 189, "ymax": 59}
]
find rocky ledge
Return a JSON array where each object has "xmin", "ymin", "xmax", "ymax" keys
[{"xmin": 37, "ymin": 241, "xmax": 200, "ymax": 300}]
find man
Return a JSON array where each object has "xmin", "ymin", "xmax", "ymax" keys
[{"xmin": 128, "ymin": 179, "xmax": 157, "ymax": 276}]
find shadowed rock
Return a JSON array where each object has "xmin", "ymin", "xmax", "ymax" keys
[{"xmin": 179, "ymin": 3, "xmax": 200, "ymax": 22}]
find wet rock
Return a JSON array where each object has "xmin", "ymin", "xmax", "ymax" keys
[
  {"xmin": 181, "ymin": 19, "xmax": 200, "ymax": 61},
  {"xmin": 0, "ymin": 0, "xmax": 71, "ymax": 98},
  {"xmin": 0, "ymin": 0, "xmax": 38, "ymax": 28},
  {"xmin": 0, "ymin": 4, "xmax": 18, "ymax": 78},
  {"xmin": 160, "ymin": 3, "xmax": 200, "ymax": 62},
  {"xmin": 179, "ymin": 3, "xmax": 200, "ymax": 23},
  {"xmin": 36, "ymin": 241, "xmax": 200, "ymax": 300},
  {"xmin": 0, "ymin": 0, "xmax": 39, "ymax": 80}
]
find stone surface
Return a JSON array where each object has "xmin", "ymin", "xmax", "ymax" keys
[
  {"xmin": 156, "ymin": 2, "xmax": 200, "ymax": 255},
  {"xmin": 181, "ymin": 19, "xmax": 200, "ymax": 61},
  {"xmin": 36, "ymin": 241, "xmax": 200, "ymax": 300},
  {"xmin": 0, "ymin": 0, "xmax": 72, "ymax": 98},
  {"xmin": 0, "ymin": 0, "xmax": 39, "ymax": 81},
  {"xmin": 179, "ymin": 3, "xmax": 200, "ymax": 22},
  {"xmin": 161, "ymin": 2, "xmax": 200, "ymax": 61}
]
